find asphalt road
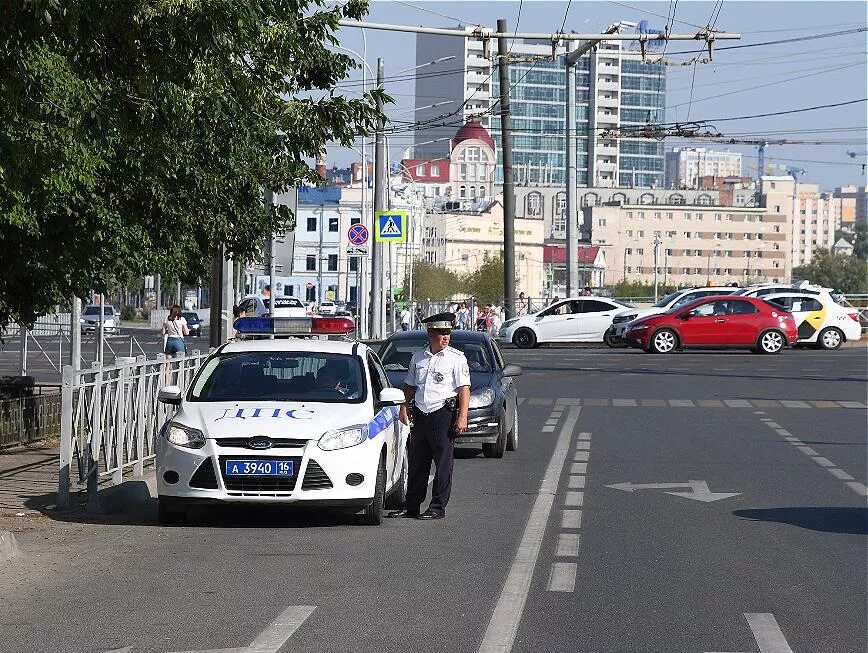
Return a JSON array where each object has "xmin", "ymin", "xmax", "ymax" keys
[{"xmin": 1, "ymin": 346, "xmax": 865, "ymax": 653}]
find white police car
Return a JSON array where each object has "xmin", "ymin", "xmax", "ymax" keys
[{"xmin": 155, "ymin": 316, "xmax": 409, "ymax": 525}]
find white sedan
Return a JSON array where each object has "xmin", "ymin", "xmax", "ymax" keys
[
  {"xmin": 155, "ymin": 317, "xmax": 409, "ymax": 525},
  {"xmin": 764, "ymin": 292, "xmax": 862, "ymax": 350},
  {"xmin": 499, "ymin": 297, "xmax": 633, "ymax": 348}
]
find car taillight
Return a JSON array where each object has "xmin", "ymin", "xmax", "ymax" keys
[{"xmin": 848, "ymin": 313, "xmax": 860, "ymax": 322}]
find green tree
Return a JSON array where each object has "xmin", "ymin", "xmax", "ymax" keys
[
  {"xmin": 853, "ymin": 222, "xmax": 868, "ymax": 261},
  {"xmin": 402, "ymin": 260, "xmax": 462, "ymax": 302},
  {"xmin": 793, "ymin": 248, "xmax": 868, "ymax": 294},
  {"xmin": 0, "ymin": 0, "xmax": 386, "ymax": 328},
  {"xmin": 463, "ymin": 253, "xmax": 507, "ymax": 304}
]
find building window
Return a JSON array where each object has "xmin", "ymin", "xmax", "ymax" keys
[
  {"xmin": 637, "ymin": 248, "xmax": 644, "ymax": 255},
  {"xmin": 598, "ymin": 219, "xmax": 607, "ymax": 226},
  {"xmin": 714, "ymin": 213, "xmax": 722, "ymax": 221},
  {"xmin": 694, "ymin": 249, "xmax": 702, "ymax": 256},
  {"xmin": 653, "ymin": 212, "xmax": 661, "ymax": 220},
  {"xmin": 459, "ymin": 185, "xmax": 467, "ymax": 199},
  {"xmin": 683, "ymin": 232, "xmax": 691, "ymax": 239},
  {"xmin": 625, "ymin": 248, "xmax": 633, "ymax": 255},
  {"xmin": 683, "ymin": 249, "xmax": 691, "ymax": 256},
  {"xmin": 637, "ymin": 230, "xmax": 644, "ymax": 237},
  {"xmin": 469, "ymin": 186, "xmax": 477, "ymax": 199},
  {"xmin": 626, "ymin": 211, "xmax": 633, "ymax": 220},
  {"xmin": 430, "ymin": 164, "xmax": 440, "ymax": 176},
  {"xmin": 327, "ymin": 254, "xmax": 338, "ymax": 271},
  {"xmin": 697, "ymin": 194, "xmax": 712, "ymax": 206},
  {"xmin": 350, "ymin": 216, "xmax": 361, "ymax": 225},
  {"xmin": 307, "ymin": 217, "xmax": 317, "ymax": 232},
  {"xmin": 306, "ymin": 255, "xmax": 316, "ymax": 271},
  {"xmin": 685, "ymin": 212, "xmax": 692, "ymax": 221},
  {"xmin": 416, "ymin": 164, "xmax": 425, "ymax": 176},
  {"xmin": 637, "ymin": 212, "xmax": 645, "ymax": 220},
  {"xmin": 666, "ymin": 212, "xmax": 674, "ymax": 220},
  {"xmin": 773, "ymin": 225, "xmax": 781, "ymax": 233},
  {"xmin": 328, "ymin": 217, "xmax": 339, "ymax": 232},
  {"xmin": 527, "ymin": 191, "xmax": 543, "ymax": 217},
  {"xmin": 669, "ymin": 194, "xmax": 685, "ymax": 205}
]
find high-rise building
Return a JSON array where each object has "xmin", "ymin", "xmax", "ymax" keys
[
  {"xmin": 665, "ymin": 148, "xmax": 743, "ymax": 189},
  {"xmin": 833, "ymin": 185, "xmax": 867, "ymax": 226},
  {"xmin": 413, "ymin": 26, "xmax": 666, "ymax": 189}
]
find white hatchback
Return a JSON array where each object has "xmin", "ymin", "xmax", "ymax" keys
[
  {"xmin": 763, "ymin": 292, "xmax": 862, "ymax": 350},
  {"xmin": 499, "ymin": 297, "xmax": 633, "ymax": 348},
  {"xmin": 155, "ymin": 319, "xmax": 409, "ymax": 525}
]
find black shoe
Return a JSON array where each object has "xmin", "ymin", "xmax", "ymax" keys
[
  {"xmin": 417, "ymin": 509, "xmax": 444, "ymax": 520},
  {"xmin": 386, "ymin": 508, "xmax": 420, "ymax": 519}
]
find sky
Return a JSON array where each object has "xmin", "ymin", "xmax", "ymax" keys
[{"xmin": 327, "ymin": 0, "xmax": 868, "ymax": 192}]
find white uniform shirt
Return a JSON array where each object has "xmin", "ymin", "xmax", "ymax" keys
[{"xmin": 405, "ymin": 345, "xmax": 470, "ymax": 414}]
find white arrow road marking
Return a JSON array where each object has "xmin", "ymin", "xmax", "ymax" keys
[
  {"xmin": 105, "ymin": 606, "xmax": 316, "ymax": 653},
  {"xmin": 606, "ymin": 480, "xmax": 740, "ymax": 503},
  {"xmin": 707, "ymin": 613, "xmax": 794, "ymax": 653}
]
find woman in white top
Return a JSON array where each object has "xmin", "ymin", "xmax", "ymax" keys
[{"xmin": 162, "ymin": 304, "xmax": 189, "ymax": 356}]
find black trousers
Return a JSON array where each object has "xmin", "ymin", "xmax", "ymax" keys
[{"xmin": 406, "ymin": 404, "xmax": 455, "ymax": 515}]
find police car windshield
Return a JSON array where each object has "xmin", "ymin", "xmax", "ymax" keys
[
  {"xmin": 189, "ymin": 352, "xmax": 366, "ymax": 403},
  {"xmin": 380, "ymin": 338, "xmax": 493, "ymax": 373}
]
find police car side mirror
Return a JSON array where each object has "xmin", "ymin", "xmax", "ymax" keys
[
  {"xmin": 158, "ymin": 385, "xmax": 183, "ymax": 405},
  {"xmin": 378, "ymin": 388, "xmax": 405, "ymax": 407},
  {"xmin": 502, "ymin": 364, "xmax": 523, "ymax": 377}
]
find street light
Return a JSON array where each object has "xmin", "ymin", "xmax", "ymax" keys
[{"xmin": 652, "ymin": 231, "xmax": 662, "ymax": 303}]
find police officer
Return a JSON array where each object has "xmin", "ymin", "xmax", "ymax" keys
[{"xmin": 387, "ymin": 312, "xmax": 470, "ymax": 520}]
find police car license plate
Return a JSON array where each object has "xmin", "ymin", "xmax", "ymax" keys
[{"xmin": 224, "ymin": 460, "xmax": 294, "ymax": 476}]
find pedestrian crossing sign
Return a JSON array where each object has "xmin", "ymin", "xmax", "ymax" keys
[{"xmin": 375, "ymin": 211, "xmax": 408, "ymax": 242}]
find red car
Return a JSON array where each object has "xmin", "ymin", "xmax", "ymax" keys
[{"xmin": 625, "ymin": 295, "xmax": 798, "ymax": 354}]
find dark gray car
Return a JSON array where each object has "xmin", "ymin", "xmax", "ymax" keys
[{"xmin": 379, "ymin": 330, "xmax": 522, "ymax": 458}]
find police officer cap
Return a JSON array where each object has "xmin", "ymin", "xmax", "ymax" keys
[{"xmin": 422, "ymin": 312, "xmax": 455, "ymax": 330}]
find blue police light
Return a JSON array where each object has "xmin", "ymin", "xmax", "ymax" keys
[
  {"xmin": 233, "ymin": 316, "xmax": 353, "ymax": 337},
  {"xmin": 233, "ymin": 317, "xmax": 276, "ymax": 334}
]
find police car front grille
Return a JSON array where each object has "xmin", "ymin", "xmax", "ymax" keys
[
  {"xmin": 215, "ymin": 437, "xmax": 308, "ymax": 449},
  {"xmin": 189, "ymin": 459, "xmax": 218, "ymax": 489},
  {"xmin": 301, "ymin": 460, "xmax": 332, "ymax": 490},
  {"xmin": 217, "ymin": 456, "xmax": 302, "ymax": 492}
]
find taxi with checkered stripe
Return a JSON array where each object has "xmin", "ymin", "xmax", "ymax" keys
[{"xmin": 155, "ymin": 317, "xmax": 409, "ymax": 525}]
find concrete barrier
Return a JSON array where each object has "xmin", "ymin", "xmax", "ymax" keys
[{"xmin": 86, "ymin": 472, "xmax": 157, "ymax": 515}]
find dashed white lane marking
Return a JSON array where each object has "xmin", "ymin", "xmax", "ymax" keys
[
  {"xmin": 571, "ymin": 462, "xmax": 587, "ymax": 474},
  {"xmin": 576, "ymin": 441, "xmax": 591, "ymax": 450},
  {"xmin": 542, "ymin": 425, "xmax": 556, "ymax": 433},
  {"xmin": 765, "ymin": 421, "xmax": 782, "ymax": 429},
  {"xmin": 555, "ymin": 533, "xmax": 581, "ymax": 557},
  {"xmin": 612, "ymin": 398, "xmax": 636, "ymax": 407},
  {"xmin": 546, "ymin": 562, "xmax": 577, "ymax": 592},
  {"xmin": 561, "ymin": 509, "xmax": 582, "ymax": 529},
  {"xmin": 780, "ymin": 400, "xmax": 810, "ymax": 408},
  {"xmin": 568, "ymin": 476, "xmax": 585, "ymax": 489},
  {"xmin": 669, "ymin": 399, "xmax": 695, "ymax": 407},
  {"xmin": 838, "ymin": 401, "xmax": 868, "ymax": 408},
  {"xmin": 760, "ymin": 418, "xmax": 866, "ymax": 501},
  {"xmin": 574, "ymin": 451, "xmax": 590, "ymax": 461},
  {"xmin": 724, "ymin": 399, "xmax": 751, "ymax": 408},
  {"xmin": 578, "ymin": 431, "xmax": 591, "ymax": 440},
  {"xmin": 477, "ymin": 406, "xmax": 581, "ymax": 653},
  {"xmin": 564, "ymin": 491, "xmax": 584, "ymax": 507}
]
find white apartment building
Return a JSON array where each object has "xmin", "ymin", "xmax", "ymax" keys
[
  {"xmin": 665, "ymin": 148, "xmax": 743, "ymax": 189},
  {"xmin": 414, "ymin": 24, "xmax": 666, "ymax": 188},
  {"xmin": 761, "ymin": 177, "xmax": 841, "ymax": 268},
  {"xmin": 582, "ymin": 204, "xmax": 791, "ymax": 287}
]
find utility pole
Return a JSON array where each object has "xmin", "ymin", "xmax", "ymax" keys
[
  {"xmin": 565, "ymin": 23, "xmax": 623, "ymax": 298},
  {"xmin": 371, "ymin": 57, "xmax": 386, "ymax": 338},
  {"xmin": 653, "ymin": 231, "xmax": 661, "ymax": 303},
  {"xmin": 317, "ymin": 204, "xmax": 324, "ymax": 306},
  {"xmin": 497, "ymin": 18, "xmax": 516, "ymax": 319},
  {"xmin": 209, "ymin": 249, "xmax": 224, "ymax": 347}
]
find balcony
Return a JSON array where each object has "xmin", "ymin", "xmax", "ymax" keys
[
  {"xmin": 596, "ymin": 160, "xmax": 617, "ymax": 172},
  {"xmin": 595, "ymin": 144, "xmax": 618, "ymax": 157},
  {"xmin": 596, "ymin": 95, "xmax": 619, "ymax": 108},
  {"xmin": 596, "ymin": 80, "xmax": 620, "ymax": 92}
]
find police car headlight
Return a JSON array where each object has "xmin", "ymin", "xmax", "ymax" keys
[
  {"xmin": 469, "ymin": 388, "xmax": 495, "ymax": 408},
  {"xmin": 164, "ymin": 422, "xmax": 205, "ymax": 449},
  {"xmin": 318, "ymin": 424, "xmax": 369, "ymax": 451}
]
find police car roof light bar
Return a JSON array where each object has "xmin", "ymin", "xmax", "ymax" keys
[{"xmin": 233, "ymin": 316, "xmax": 355, "ymax": 336}]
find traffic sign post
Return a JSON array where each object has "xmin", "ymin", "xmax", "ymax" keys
[
  {"xmin": 374, "ymin": 210, "xmax": 408, "ymax": 243},
  {"xmin": 347, "ymin": 224, "xmax": 369, "ymax": 247}
]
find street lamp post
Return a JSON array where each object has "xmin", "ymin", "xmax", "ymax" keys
[{"xmin": 652, "ymin": 231, "xmax": 662, "ymax": 303}]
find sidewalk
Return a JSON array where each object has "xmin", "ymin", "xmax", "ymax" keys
[{"xmin": 0, "ymin": 444, "xmax": 59, "ymax": 515}]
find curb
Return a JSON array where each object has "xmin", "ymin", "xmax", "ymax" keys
[
  {"xmin": 86, "ymin": 471, "xmax": 157, "ymax": 515},
  {"xmin": 0, "ymin": 530, "xmax": 20, "ymax": 563}
]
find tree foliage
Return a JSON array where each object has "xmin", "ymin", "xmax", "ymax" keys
[
  {"xmin": 402, "ymin": 260, "xmax": 462, "ymax": 301},
  {"xmin": 0, "ymin": 0, "xmax": 386, "ymax": 327},
  {"xmin": 793, "ymin": 248, "xmax": 868, "ymax": 294},
  {"xmin": 854, "ymin": 222, "xmax": 868, "ymax": 261},
  {"xmin": 463, "ymin": 253, "xmax": 508, "ymax": 304}
]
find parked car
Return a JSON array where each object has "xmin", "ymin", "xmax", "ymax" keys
[
  {"xmin": 318, "ymin": 300, "xmax": 337, "ymax": 316},
  {"xmin": 763, "ymin": 292, "xmax": 861, "ymax": 350},
  {"xmin": 81, "ymin": 305, "xmax": 120, "ymax": 334},
  {"xmin": 378, "ymin": 330, "xmax": 522, "ymax": 458},
  {"xmin": 500, "ymin": 296, "xmax": 633, "ymax": 348},
  {"xmin": 606, "ymin": 287, "xmax": 738, "ymax": 347},
  {"xmin": 182, "ymin": 311, "xmax": 202, "ymax": 338},
  {"xmin": 734, "ymin": 281, "xmax": 832, "ymax": 299},
  {"xmin": 624, "ymin": 295, "xmax": 798, "ymax": 354},
  {"xmin": 237, "ymin": 295, "xmax": 307, "ymax": 319}
]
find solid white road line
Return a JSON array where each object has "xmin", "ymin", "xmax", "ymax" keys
[
  {"xmin": 743, "ymin": 612, "xmax": 794, "ymax": 653},
  {"xmin": 545, "ymin": 562, "xmax": 577, "ymax": 593},
  {"xmin": 797, "ymin": 446, "xmax": 820, "ymax": 456},
  {"xmin": 811, "ymin": 456, "xmax": 835, "ymax": 468},
  {"xmin": 477, "ymin": 406, "xmax": 581, "ymax": 653}
]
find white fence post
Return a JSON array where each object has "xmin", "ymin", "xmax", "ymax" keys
[
  {"xmin": 113, "ymin": 364, "xmax": 126, "ymax": 485},
  {"xmin": 58, "ymin": 365, "xmax": 74, "ymax": 509},
  {"xmin": 87, "ymin": 362, "xmax": 103, "ymax": 495}
]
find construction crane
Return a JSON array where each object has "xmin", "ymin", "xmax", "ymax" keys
[{"xmin": 847, "ymin": 150, "xmax": 868, "ymax": 175}]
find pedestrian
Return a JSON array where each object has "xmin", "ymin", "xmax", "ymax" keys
[
  {"xmin": 516, "ymin": 291, "xmax": 527, "ymax": 316},
  {"xmin": 162, "ymin": 304, "xmax": 189, "ymax": 357},
  {"xmin": 476, "ymin": 304, "xmax": 490, "ymax": 332},
  {"xmin": 400, "ymin": 306, "xmax": 411, "ymax": 331},
  {"xmin": 414, "ymin": 307, "xmax": 424, "ymax": 329},
  {"xmin": 489, "ymin": 304, "xmax": 502, "ymax": 336},
  {"xmin": 388, "ymin": 313, "xmax": 470, "ymax": 520},
  {"xmin": 457, "ymin": 302, "xmax": 469, "ymax": 329},
  {"xmin": 231, "ymin": 304, "xmax": 247, "ymax": 339},
  {"xmin": 581, "ymin": 286, "xmax": 593, "ymax": 296}
]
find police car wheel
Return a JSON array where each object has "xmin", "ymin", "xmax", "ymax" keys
[
  {"xmin": 506, "ymin": 403, "xmax": 519, "ymax": 452},
  {"xmin": 483, "ymin": 421, "xmax": 507, "ymax": 458},
  {"xmin": 158, "ymin": 498, "xmax": 187, "ymax": 526},
  {"xmin": 385, "ymin": 446, "xmax": 409, "ymax": 510},
  {"xmin": 361, "ymin": 455, "xmax": 386, "ymax": 525}
]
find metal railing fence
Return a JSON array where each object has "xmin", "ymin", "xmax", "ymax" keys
[
  {"xmin": 57, "ymin": 350, "xmax": 210, "ymax": 508},
  {"xmin": 0, "ymin": 385, "xmax": 62, "ymax": 449}
]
